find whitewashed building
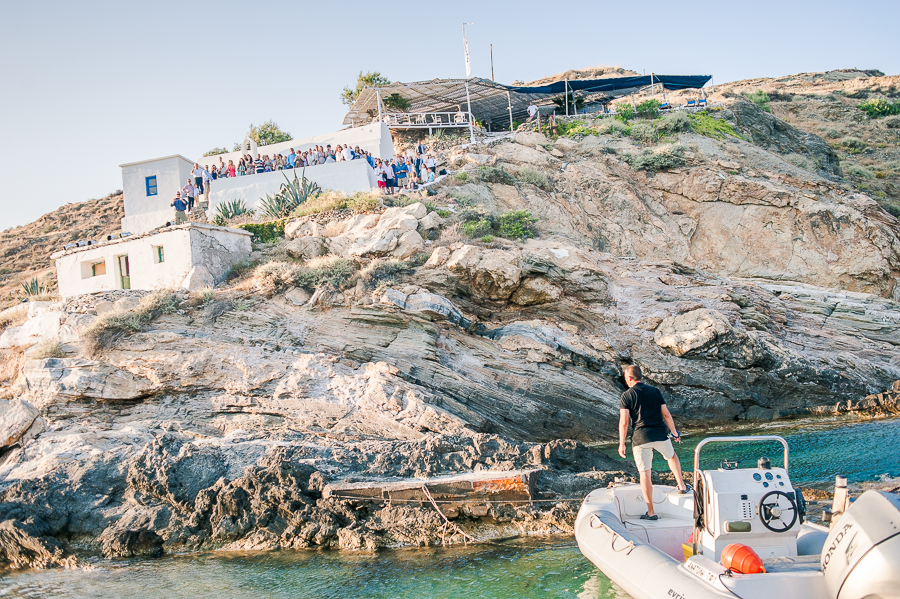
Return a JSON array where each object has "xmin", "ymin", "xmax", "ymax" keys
[
  {"xmin": 52, "ymin": 224, "xmax": 252, "ymax": 298},
  {"xmin": 55, "ymin": 122, "xmax": 392, "ymax": 298},
  {"xmin": 119, "ymin": 122, "xmax": 392, "ymax": 235}
]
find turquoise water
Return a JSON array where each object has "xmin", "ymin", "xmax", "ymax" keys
[
  {"xmin": 0, "ymin": 417, "xmax": 897, "ymax": 598},
  {"xmin": 600, "ymin": 416, "xmax": 900, "ymax": 490}
]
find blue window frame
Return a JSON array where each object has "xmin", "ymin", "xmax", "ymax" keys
[{"xmin": 146, "ymin": 176, "xmax": 158, "ymax": 196}]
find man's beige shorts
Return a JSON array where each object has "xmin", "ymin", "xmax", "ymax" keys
[{"xmin": 632, "ymin": 439, "xmax": 675, "ymax": 472}]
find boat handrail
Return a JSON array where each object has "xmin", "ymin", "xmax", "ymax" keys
[{"xmin": 693, "ymin": 435, "xmax": 789, "ymax": 476}]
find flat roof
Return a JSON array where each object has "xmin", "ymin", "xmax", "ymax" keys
[
  {"xmin": 51, "ymin": 222, "xmax": 251, "ymax": 259},
  {"xmin": 343, "ymin": 75, "xmax": 712, "ymax": 126},
  {"xmin": 119, "ymin": 154, "xmax": 195, "ymax": 168}
]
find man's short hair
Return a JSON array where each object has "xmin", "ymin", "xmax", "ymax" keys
[{"xmin": 624, "ymin": 365, "xmax": 642, "ymax": 381}]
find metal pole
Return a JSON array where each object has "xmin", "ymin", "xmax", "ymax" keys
[
  {"xmin": 711, "ymin": 76, "xmax": 715, "ymax": 104},
  {"xmin": 507, "ymin": 91, "xmax": 513, "ymax": 131},
  {"xmin": 376, "ymin": 89, "xmax": 382, "ymax": 121},
  {"xmin": 463, "ymin": 23, "xmax": 475, "ymax": 143},
  {"xmin": 490, "ymin": 44, "xmax": 494, "ymax": 81},
  {"xmin": 565, "ymin": 79, "xmax": 569, "ymax": 117}
]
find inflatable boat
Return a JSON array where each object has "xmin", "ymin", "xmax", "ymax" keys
[{"xmin": 575, "ymin": 435, "xmax": 900, "ymax": 599}]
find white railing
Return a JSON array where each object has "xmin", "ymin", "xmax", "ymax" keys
[{"xmin": 372, "ymin": 111, "xmax": 475, "ymax": 129}]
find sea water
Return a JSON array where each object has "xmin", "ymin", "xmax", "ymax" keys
[{"xmin": 1, "ymin": 417, "xmax": 897, "ymax": 599}]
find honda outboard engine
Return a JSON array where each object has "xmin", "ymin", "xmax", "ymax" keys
[{"xmin": 821, "ymin": 490, "xmax": 900, "ymax": 599}]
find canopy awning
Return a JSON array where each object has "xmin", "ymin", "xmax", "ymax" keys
[{"xmin": 343, "ymin": 74, "xmax": 712, "ymax": 126}]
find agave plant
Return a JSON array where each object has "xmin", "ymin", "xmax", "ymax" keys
[
  {"xmin": 22, "ymin": 276, "xmax": 46, "ymax": 297},
  {"xmin": 212, "ymin": 199, "xmax": 250, "ymax": 226},
  {"xmin": 257, "ymin": 170, "xmax": 322, "ymax": 218}
]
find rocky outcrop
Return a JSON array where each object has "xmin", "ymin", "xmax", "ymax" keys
[{"xmin": 22, "ymin": 358, "xmax": 154, "ymax": 405}]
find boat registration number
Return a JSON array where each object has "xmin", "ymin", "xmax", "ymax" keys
[{"xmin": 685, "ymin": 559, "xmax": 719, "ymax": 584}]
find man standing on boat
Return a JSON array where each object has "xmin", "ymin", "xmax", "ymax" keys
[{"xmin": 618, "ymin": 365, "xmax": 690, "ymax": 520}]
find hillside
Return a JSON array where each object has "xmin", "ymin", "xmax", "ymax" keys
[
  {"xmin": 0, "ymin": 68, "xmax": 898, "ymax": 567},
  {"xmin": 0, "ymin": 193, "xmax": 123, "ymax": 308}
]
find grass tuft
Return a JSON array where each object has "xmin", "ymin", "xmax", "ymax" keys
[{"xmin": 82, "ymin": 290, "xmax": 178, "ymax": 356}]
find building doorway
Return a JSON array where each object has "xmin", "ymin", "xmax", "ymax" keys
[{"xmin": 117, "ymin": 255, "xmax": 131, "ymax": 289}]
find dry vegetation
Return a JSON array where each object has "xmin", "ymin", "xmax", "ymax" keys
[
  {"xmin": 0, "ymin": 192, "xmax": 124, "ymax": 309},
  {"xmin": 82, "ymin": 290, "xmax": 177, "ymax": 356}
]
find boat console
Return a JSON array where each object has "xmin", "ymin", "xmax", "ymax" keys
[{"xmin": 694, "ymin": 436, "xmax": 805, "ymax": 561}]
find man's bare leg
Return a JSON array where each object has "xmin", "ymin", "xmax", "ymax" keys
[
  {"xmin": 639, "ymin": 470, "xmax": 655, "ymax": 516},
  {"xmin": 666, "ymin": 453, "xmax": 687, "ymax": 491}
]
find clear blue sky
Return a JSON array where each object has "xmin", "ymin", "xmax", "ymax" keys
[{"xmin": 1, "ymin": 0, "xmax": 897, "ymax": 231}]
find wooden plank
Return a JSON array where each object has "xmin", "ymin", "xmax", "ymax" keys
[{"xmin": 323, "ymin": 468, "xmax": 540, "ymax": 504}]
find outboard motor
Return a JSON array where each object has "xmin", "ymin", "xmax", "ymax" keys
[{"xmin": 821, "ymin": 490, "xmax": 900, "ymax": 599}]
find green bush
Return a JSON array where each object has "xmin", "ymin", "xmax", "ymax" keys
[
  {"xmin": 598, "ymin": 120, "xmax": 630, "ymax": 137},
  {"xmin": 845, "ymin": 164, "xmax": 875, "ymax": 179},
  {"xmin": 498, "ymin": 210, "xmax": 538, "ymax": 240},
  {"xmin": 622, "ymin": 144, "xmax": 687, "ymax": 171},
  {"xmin": 237, "ymin": 221, "xmax": 286, "ymax": 243},
  {"xmin": 480, "ymin": 235, "xmax": 495, "ymax": 243},
  {"xmin": 516, "ymin": 167, "xmax": 552, "ymax": 190},
  {"xmin": 203, "ymin": 147, "xmax": 228, "ymax": 157},
  {"xmin": 825, "ymin": 128, "xmax": 842, "ymax": 139},
  {"xmin": 615, "ymin": 103, "xmax": 635, "ymax": 122},
  {"xmin": 655, "ymin": 112, "xmax": 692, "ymax": 135},
  {"xmin": 745, "ymin": 90, "xmax": 771, "ymax": 112},
  {"xmin": 462, "ymin": 219, "xmax": 493, "ymax": 238},
  {"xmin": 21, "ymin": 277, "xmax": 46, "ymax": 297},
  {"xmin": 478, "ymin": 166, "xmax": 516, "ymax": 185},
  {"xmin": 858, "ymin": 98, "xmax": 900, "ymax": 118},
  {"xmin": 556, "ymin": 120, "xmax": 597, "ymax": 138},
  {"xmin": 258, "ymin": 170, "xmax": 322, "ymax": 218},
  {"xmin": 212, "ymin": 199, "xmax": 250, "ymax": 226},
  {"xmin": 636, "ymin": 99, "xmax": 661, "ymax": 119},
  {"xmin": 454, "ymin": 171, "xmax": 469, "ymax": 181},
  {"xmin": 630, "ymin": 122, "xmax": 658, "ymax": 144},
  {"xmin": 688, "ymin": 112, "xmax": 742, "ymax": 140},
  {"xmin": 841, "ymin": 137, "xmax": 866, "ymax": 153}
]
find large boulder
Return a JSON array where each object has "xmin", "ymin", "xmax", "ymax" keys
[
  {"xmin": 0, "ymin": 399, "xmax": 40, "ymax": 448},
  {"xmin": 511, "ymin": 277, "xmax": 562, "ymax": 306},
  {"xmin": 491, "ymin": 143, "xmax": 552, "ymax": 166},
  {"xmin": 654, "ymin": 308, "xmax": 771, "ymax": 369},
  {"xmin": 0, "ymin": 303, "xmax": 63, "ymax": 349},
  {"xmin": 515, "ymin": 131, "xmax": 549, "ymax": 148},
  {"xmin": 447, "ymin": 245, "xmax": 521, "ymax": 300},
  {"xmin": 284, "ymin": 236, "xmax": 327, "ymax": 261},
  {"xmin": 23, "ymin": 358, "xmax": 154, "ymax": 404}
]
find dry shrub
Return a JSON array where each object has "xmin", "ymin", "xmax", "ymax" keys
[
  {"xmin": 321, "ymin": 220, "xmax": 346, "ymax": 237},
  {"xmin": 31, "ymin": 340, "xmax": 65, "ymax": 359},
  {"xmin": 435, "ymin": 222, "xmax": 464, "ymax": 247},
  {"xmin": 291, "ymin": 190, "xmax": 382, "ymax": 218},
  {"xmin": 82, "ymin": 290, "xmax": 178, "ymax": 356},
  {"xmin": 252, "ymin": 261, "xmax": 303, "ymax": 294},
  {"xmin": 0, "ymin": 306, "xmax": 28, "ymax": 335},
  {"xmin": 252, "ymin": 256, "xmax": 355, "ymax": 294}
]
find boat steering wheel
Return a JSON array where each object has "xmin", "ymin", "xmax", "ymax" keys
[{"xmin": 758, "ymin": 490, "xmax": 798, "ymax": 533}]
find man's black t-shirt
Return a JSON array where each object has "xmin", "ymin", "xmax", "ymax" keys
[{"xmin": 620, "ymin": 382, "xmax": 669, "ymax": 447}]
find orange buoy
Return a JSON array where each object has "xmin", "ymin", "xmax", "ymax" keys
[{"xmin": 721, "ymin": 544, "xmax": 766, "ymax": 574}]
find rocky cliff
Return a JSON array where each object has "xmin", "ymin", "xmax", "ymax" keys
[{"xmin": 0, "ymin": 69, "xmax": 899, "ymax": 568}]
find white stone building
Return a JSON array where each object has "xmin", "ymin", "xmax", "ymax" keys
[
  {"xmin": 120, "ymin": 122, "xmax": 392, "ymax": 235},
  {"xmin": 52, "ymin": 224, "xmax": 252, "ymax": 298}
]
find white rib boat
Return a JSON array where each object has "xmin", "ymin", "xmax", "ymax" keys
[{"xmin": 575, "ymin": 436, "xmax": 900, "ymax": 599}]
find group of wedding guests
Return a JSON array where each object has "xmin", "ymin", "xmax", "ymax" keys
[{"xmin": 178, "ymin": 141, "xmax": 440, "ymax": 210}]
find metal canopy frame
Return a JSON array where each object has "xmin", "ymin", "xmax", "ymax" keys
[{"xmin": 343, "ymin": 75, "xmax": 712, "ymax": 127}]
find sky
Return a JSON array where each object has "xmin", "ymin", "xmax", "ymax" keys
[{"xmin": 1, "ymin": 0, "xmax": 898, "ymax": 231}]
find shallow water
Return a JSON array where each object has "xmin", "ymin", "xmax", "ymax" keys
[{"xmin": 1, "ymin": 416, "xmax": 897, "ymax": 598}]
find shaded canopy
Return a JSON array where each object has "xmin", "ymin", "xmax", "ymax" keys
[{"xmin": 342, "ymin": 75, "xmax": 712, "ymax": 126}]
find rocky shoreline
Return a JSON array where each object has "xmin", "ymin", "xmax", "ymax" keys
[{"xmin": 1, "ymin": 70, "xmax": 899, "ymax": 570}]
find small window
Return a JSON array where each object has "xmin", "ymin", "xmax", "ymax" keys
[
  {"xmin": 91, "ymin": 262, "xmax": 106, "ymax": 276},
  {"xmin": 153, "ymin": 245, "xmax": 164, "ymax": 264},
  {"xmin": 146, "ymin": 176, "xmax": 158, "ymax": 196}
]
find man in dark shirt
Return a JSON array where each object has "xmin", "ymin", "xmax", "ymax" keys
[
  {"xmin": 618, "ymin": 365, "xmax": 689, "ymax": 520},
  {"xmin": 171, "ymin": 192, "xmax": 187, "ymax": 224}
]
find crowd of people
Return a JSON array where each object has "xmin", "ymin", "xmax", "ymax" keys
[{"xmin": 181, "ymin": 140, "xmax": 440, "ymax": 205}]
